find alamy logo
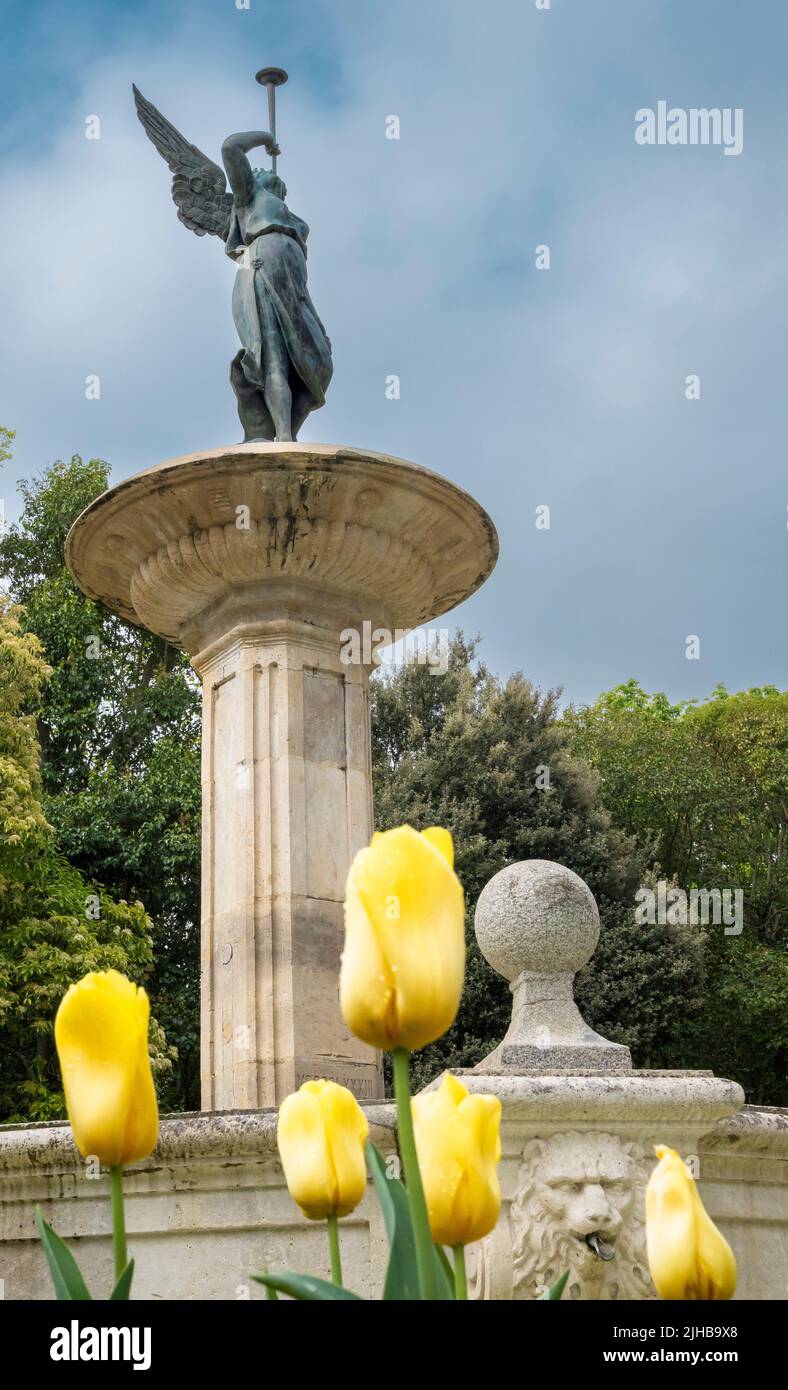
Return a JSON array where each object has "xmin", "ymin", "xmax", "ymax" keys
[
  {"xmin": 340, "ymin": 621, "xmax": 449, "ymax": 676},
  {"xmin": 635, "ymin": 101, "xmax": 743, "ymax": 156},
  {"xmin": 635, "ymin": 880, "xmax": 743, "ymax": 936},
  {"xmin": 50, "ymin": 1320, "xmax": 151, "ymax": 1371}
]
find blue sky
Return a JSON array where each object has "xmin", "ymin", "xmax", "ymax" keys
[{"xmin": 0, "ymin": 0, "xmax": 785, "ymax": 704}]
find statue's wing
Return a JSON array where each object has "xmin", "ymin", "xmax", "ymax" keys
[{"xmin": 133, "ymin": 85, "xmax": 233, "ymax": 241}]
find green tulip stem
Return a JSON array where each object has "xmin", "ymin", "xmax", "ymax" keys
[
  {"xmin": 392, "ymin": 1047, "xmax": 437, "ymax": 1301},
  {"xmin": 327, "ymin": 1212, "xmax": 343, "ymax": 1286},
  {"xmin": 109, "ymin": 1166, "xmax": 128, "ymax": 1283},
  {"xmin": 453, "ymin": 1244, "xmax": 468, "ymax": 1300}
]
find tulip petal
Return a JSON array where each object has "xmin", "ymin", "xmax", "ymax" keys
[
  {"xmin": 452, "ymin": 1093, "xmax": 502, "ymax": 1244},
  {"xmin": 443, "ymin": 1072, "xmax": 469, "ymax": 1107},
  {"xmin": 320, "ymin": 1081, "xmax": 370, "ymax": 1217},
  {"xmin": 341, "ymin": 852, "xmax": 399, "ymax": 1047},
  {"xmin": 412, "ymin": 1087, "xmax": 466, "ymax": 1245},
  {"xmin": 55, "ymin": 971, "xmax": 158, "ymax": 1169},
  {"xmin": 413, "ymin": 1074, "xmax": 501, "ymax": 1248},
  {"xmin": 646, "ymin": 1154, "xmax": 697, "ymax": 1299},
  {"xmin": 646, "ymin": 1145, "xmax": 737, "ymax": 1301},
  {"xmin": 690, "ymin": 1175, "xmax": 738, "ymax": 1301},
  {"xmin": 278, "ymin": 1086, "xmax": 339, "ymax": 1220},
  {"xmin": 277, "ymin": 1080, "xmax": 369, "ymax": 1221},
  {"xmin": 421, "ymin": 826, "xmax": 454, "ymax": 867},
  {"xmin": 341, "ymin": 825, "xmax": 465, "ymax": 1051}
]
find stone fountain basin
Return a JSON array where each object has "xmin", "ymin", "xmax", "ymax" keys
[{"xmin": 65, "ymin": 442, "xmax": 499, "ymax": 655}]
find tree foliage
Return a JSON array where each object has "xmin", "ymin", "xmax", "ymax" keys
[
  {"xmin": 0, "ymin": 597, "xmax": 172, "ymax": 1122},
  {"xmin": 567, "ymin": 680, "xmax": 788, "ymax": 1102},
  {"xmin": 0, "ymin": 455, "xmax": 199, "ymax": 1114},
  {"xmin": 0, "ymin": 426, "xmax": 14, "ymax": 468},
  {"xmin": 371, "ymin": 643, "xmax": 705, "ymax": 1088}
]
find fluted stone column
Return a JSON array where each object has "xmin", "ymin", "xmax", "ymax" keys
[
  {"xmin": 192, "ymin": 598, "xmax": 377, "ymax": 1109},
  {"xmin": 66, "ymin": 442, "xmax": 498, "ymax": 1110}
]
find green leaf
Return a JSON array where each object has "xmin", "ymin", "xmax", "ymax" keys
[
  {"xmin": 431, "ymin": 1243, "xmax": 455, "ymax": 1300},
  {"xmin": 434, "ymin": 1243, "xmax": 456, "ymax": 1290},
  {"xmin": 109, "ymin": 1259, "xmax": 134, "ymax": 1301},
  {"xmin": 540, "ymin": 1270, "xmax": 570, "ymax": 1301},
  {"xmin": 251, "ymin": 1272, "xmax": 363, "ymax": 1301},
  {"xmin": 366, "ymin": 1141, "xmax": 420, "ymax": 1300},
  {"xmin": 35, "ymin": 1205, "xmax": 92, "ymax": 1301},
  {"xmin": 366, "ymin": 1142, "xmax": 454, "ymax": 1300}
]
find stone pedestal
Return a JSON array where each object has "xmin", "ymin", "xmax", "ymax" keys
[
  {"xmin": 461, "ymin": 859, "xmax": 751, "ymax": 1299},
  {"xmin": 475, "ymin": 860, "xmax": 632, "ymax": 1071},
  {"xmin": 65, "ymin": 443, "xmax": 498, "ymax": 1109},
  {"xmin": 457, "ymin": 1070, "xmax": 746, "ymax": 1300}
]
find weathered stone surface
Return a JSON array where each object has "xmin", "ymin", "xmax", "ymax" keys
[
  {"xmin": 430, "ymin": 1070, "xmax": 745, "ymax": 1128},
  {"xmin": 64, "ymin": 443, "xmax": 498, "ymax": 649},
  {"xmin": 691, "ymin": 1107, "xmax": 788, "ymax": 1300},
  {"xmin": 195, "ymin": 622, "xmax": 379, "ymax": 1110},
  {"xmin": 509, "ymin": 1130, "xmax": 655, "ymax": 1300},
  {"xmin": 474, "ymin": 861, "xmax": 631, "ymax": 1071},
  {"xmin": 65, "ymin": 443, "xmax": 498, "ymax": 1110},
  {"xmin": 0, "ymin": 1107, "xmax": 397, "ymax": 1301},
  {"xmin": 476, "ymin": 859, "xmax": 601, "ymax": 977},
  {"xmin": 442, "ymin": 1071, "xmax": 755, "ymax": 1301},
  {"xmin": 2, "ymin": 1095, "xmax": 784, "ymax": 1301}
]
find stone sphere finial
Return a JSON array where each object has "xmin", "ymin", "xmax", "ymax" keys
[
  {"xmin": 473, "ymin": 859, "xmax": 631, "ymax": 1074},
  {"xmin": 475, "ymin": 859, "xmax": 600, "ymax": 981}
]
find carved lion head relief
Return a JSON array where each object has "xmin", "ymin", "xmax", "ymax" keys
[{"xmin": 510, "ymin": 1131, "xmax": 655, "ymax": 1300}]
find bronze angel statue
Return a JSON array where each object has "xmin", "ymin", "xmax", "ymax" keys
[{"xmin": 133, "ymin": 83, "xmax": 333, "ymax": 442}]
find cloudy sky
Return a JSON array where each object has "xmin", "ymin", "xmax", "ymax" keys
[{"xmin": 0, "ymin": 0, "xmax": 785, "ymax": 704}]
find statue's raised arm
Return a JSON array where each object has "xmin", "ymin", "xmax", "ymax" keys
[
  {"xmin": 133, "ymin": 76, "xmax": 333, "ymax": 442},
  {"xmin": 221, "ymin": 131, "xmax": 280, "ymax": 207}
]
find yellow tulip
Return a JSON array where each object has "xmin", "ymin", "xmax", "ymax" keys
[
  {"xmin": 412, "ymin": 1072, "xmax": 501, "ymax": 1247},
  {"xmin": 277, "ymin": 1079, "xmax": 369, "ymax": 1220},
  {"xmin": 646, "ymin": 1145, "xmax": 737, "ymax": 1300},
  {"xmin": 55, "ymin": 970, "xmax": 158, "ymax": 1169},
  {"xmin": 340, "ymin": 825, "xmax": 465, "ymax": 1052}
]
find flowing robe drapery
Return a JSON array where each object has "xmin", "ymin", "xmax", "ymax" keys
[{"xmin": 225, "ymin": 185, "xmax": 333, "ymax": 440}]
